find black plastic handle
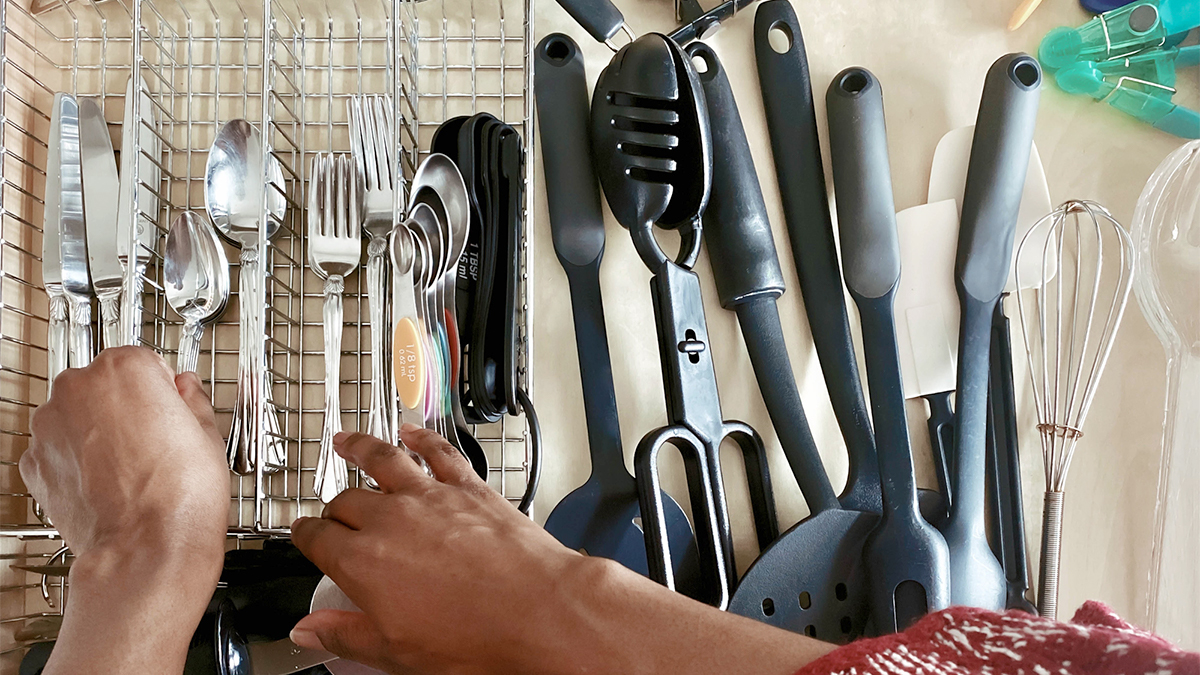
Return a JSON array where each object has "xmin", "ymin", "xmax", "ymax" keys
[
  {"xmin": 555, "ymin": 0, "xmax": 626, "ymax": 45},
  {"xmin": 685, "ymin": 41, "xmax": 785, "ymax": 307},
  {"xmin": 956, "ymin": 54, "xmax": 1042, "ymax": 304},
  {"xmin": 753, "ymin": 0, "xmax": 880, "ymax": 514},
  {"xmin": 534, "ymin": 35, "xmax": 606, "ymax": 269},
  {"xmin": 944, "ymin": 53, "xmax": 1040, "ymax": 610},
  {"xmin": 534, "ymin": 34, "xmax": 628, "ymax": 484},
  {"xmin": 825, "ymin": 67, "xmax": 900, "ymax": 301},
  {"xmin": 924, "ymin": 391, "xmax": 955, "ymax": 517}
]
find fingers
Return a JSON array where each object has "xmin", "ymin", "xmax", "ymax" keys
[
  {"xmin": 320, "ymin": 488, "xmax": 380, "ymax": 530},
  {"xmin": 399, "ymin": 424, "xmax": 479, "ymax": 488},
  {"xmin": 175, "ymin": 372, "xmax": 223, "ymax": 450},
  {"xmin": 291, "ymin": 516, "xmax": 356, "ymax": 574},
  {"xmin": 333, "ymin": 432, "xmax": 427, "ymax": 494},
  {"xmin": 290, "ymin": 609, "xmax": 391, "ymax": 667}
]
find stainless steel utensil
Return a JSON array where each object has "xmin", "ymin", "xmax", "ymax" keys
[
  {"xmin": 42, "ymin": 93, "xmax": 70, "ymax": 390},
  {"xmin": 78, "ymin": 97, "xmax": 124, "ymax": 350},
  {"xmin": 116, "ymin": 75, "xmax": 161, "ymax": 346},
  {"xmin": 1015, "ymin": 200, "xmax": 1134, "ymax": 620},
  {"xmin": 349, "ymin": 94, "xmax": 397, "ymax": 444},
  {"xmin": 165, "ymin": 211, "xmax": 230, "ymax": 373},
  {"xmin": 406, "ymin": 196, "xmax": 448, "ymax": 435},
  {"xmin": 205, "ymin": 119, "xmax": 286, "ymax": 475},
  {"xmin": 57, "ymin": 94, "xmax": 92, "ymax": 369},
  {"xmin": 309, "ymin": 153, "xmax": 364, "ymax": 503}
]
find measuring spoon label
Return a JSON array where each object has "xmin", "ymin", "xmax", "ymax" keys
[{"xmin": 394, "ymin": 317, "xmax": 425, "ymax": 411}]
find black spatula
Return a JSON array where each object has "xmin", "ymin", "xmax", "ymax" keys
[
  {"xmin": 826, "ymin": 66, "xmax": 952, "ymax": 633},
  {"xmin": 941, "ymin": 53, "xmax": 1041, "ymax": 610},
  {"xmin": 534, "ymin": 34, "xmax": 699, "ymax": 587}
]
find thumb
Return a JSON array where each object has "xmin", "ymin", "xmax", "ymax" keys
[
  {"xmin": 174, "ymin": 372, "xmax": 223, "ymax": 449},
  {"xmin": 290, "ymin": 609, "xmax": 393, "ymax": 668}
]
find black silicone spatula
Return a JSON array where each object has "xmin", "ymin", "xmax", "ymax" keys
[
  {"xmin": 826, "ymin": 66, "xmax": 952, "ymax": 633},
  {"xmin": 534, "ymin": 34, "xmax": 699, "ymax": 588},
  {"xmin": 941, "ymin": 52, "xmax": 1041, "ymax": 610},
  {"xmin": 750, "ymin": 0, "xmax": 881, "ymax": 515}
]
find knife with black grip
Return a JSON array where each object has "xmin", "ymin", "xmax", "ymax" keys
[
  {"xmin": 826, "ymin": 67, "xmax": 951, "ymax": 632},
  {"xmin": 687, "ymin": 41, "xmax": 839, "ymax": 514},
  {"xmin": 534, "ymin": 34, "xmax": 699, "ymax": 582},
  {"xmin": 941, "ymin": 53, "xmax": 1041, "ymax": 610},
  {"xmin": 753, "ymin": 0, "xmax": 881, "ymax": 515}
]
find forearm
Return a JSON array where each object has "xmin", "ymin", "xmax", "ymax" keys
[
  {"xmin": 515, "ymin": 556, "xmax": 836, "ymax": 675},
  {"xmin": 46, "ymin": 541, "xmax": 223, "ymax": 674}
]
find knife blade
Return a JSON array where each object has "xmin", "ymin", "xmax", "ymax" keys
[
  {"xmin": 43, "ymin": 93, "xmax": 69, "ymax": 389},
  {"xmin": 56, "ymin": 93, "xmax": 93, "ymax": 368},
  {"xmin": 116, "ymin": 75, "xmax": 160, "ymax": 345},
  {"xmin": 248, "ymin": 638, "xmax": 338, "ymax": 675},
  {"xmin": 79, "ymin": 97, "xmax": 123, "ymax": 350}
]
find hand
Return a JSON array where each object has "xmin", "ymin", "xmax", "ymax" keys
[
  {"xmin": 291, "ymin": 427, "xmax": 836, "ymax": 675},
  {"xmin": 21, "ymin": 346, "xmax": 228, "ymax": 673}
]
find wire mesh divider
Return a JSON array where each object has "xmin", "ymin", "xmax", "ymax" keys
[{"xmin": 0, "ymin": 0, "xmax": 534, "ymax": 663}]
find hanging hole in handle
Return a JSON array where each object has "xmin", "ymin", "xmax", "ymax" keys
[
  {"xmin": 691, "ymin": 54, "xmax": 710, "ymax": 74},
  {"xmin": 839, "ymin": 70, "xmax": 869, "ymax": 94},
  {"xmin": 545, "ymin": 36, "xmax": 571, "ymax": 62},
  {"xmin": 768, "ymin": 21, "xmax": 792, "ymax": 54},
  {"xmin": 1013, "ymin": 60, "xmax": 1040, "ymax": 88}
]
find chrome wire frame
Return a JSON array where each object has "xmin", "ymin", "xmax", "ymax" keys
[{"xmin": 0, "ymin": 0, "xmax": 534, "ymax": 660}]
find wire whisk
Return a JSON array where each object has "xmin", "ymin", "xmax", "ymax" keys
[{"xmin": 1015, "ymin": 199, "xmax": 1135, "ymax": 619}]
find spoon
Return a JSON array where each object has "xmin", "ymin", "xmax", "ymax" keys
[
  {"xmin": 407, "ymin": 203, "xmax": 447, "ymax": 434},
  {"xmin": 411, "ymin": 156, "xmax": 489, "ymax": 479},
  {"xmin": 164, "ymin": 211, "xmax": 230, "ymax": 373},
  {"xmin": 205, "ymin": 119, "xmax": 287, "ymax": 475}
]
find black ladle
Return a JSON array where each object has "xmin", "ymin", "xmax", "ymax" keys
[
  {"xmin": 592, "ymin": 33, "xmax": 778, "ymax": 608},
  {"xmin": 534, "ymin": 33, "xmax": 699, "ymax": 588}
]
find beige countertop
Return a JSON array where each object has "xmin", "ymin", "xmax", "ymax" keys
[{"xmin": 526, "ymin": 0, "xmax": 1197, "ymax": 644}]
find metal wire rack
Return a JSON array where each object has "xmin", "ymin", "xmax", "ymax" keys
[{"xmin": 0, "ymin": 0, "xmax": 534, "ymax": 663}]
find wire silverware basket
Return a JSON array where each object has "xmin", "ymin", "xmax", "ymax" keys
[{"xmin": 0, "ymin": 0, "xmax": 535, "ymax": 663}]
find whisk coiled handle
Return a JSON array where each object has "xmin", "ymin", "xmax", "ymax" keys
[{"xmin": 1038, "ymin": 490, "xmax": 1065, "ymax": 619}]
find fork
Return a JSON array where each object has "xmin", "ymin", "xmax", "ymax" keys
[
  {"xmin": 308, "ymin": 153, "xmax": 363, "ymax": 504},
  {"xmin": 348, "ymin": 95, "xmax": 397, "ymax": 444}
]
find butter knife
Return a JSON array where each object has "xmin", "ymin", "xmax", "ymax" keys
[
  {"xmin": 57, "ymin": 94, "xmax": 93, "ymax": 368},
  {"xmin": 79, "ymin": 98, "xmax": 123, "ymax": 350},
  {"xmin": 42, "ymin": 93, "xmax": 69, "ymax": 389},
  {"xmin": 116, "ymin": 75, "xmax": 160, "ymax": 345}
]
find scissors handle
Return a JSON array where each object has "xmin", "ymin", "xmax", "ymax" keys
[{"xmin": 635, "ymin": 424, "xmax": 729, "ymax": 608}]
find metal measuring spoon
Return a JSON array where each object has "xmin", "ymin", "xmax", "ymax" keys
[
  {"xmin": 407, "ymin": 203, "xmax": 447, "ymax": 437},
  {"xmin": 205, "ymin": 120, "xmax": 287, "ymax": 475},
  {"xmin": 164, "ymin": 211, "xmax": 230, "ymax": 374}
]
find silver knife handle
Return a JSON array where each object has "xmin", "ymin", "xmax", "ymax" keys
[
  {"xmin": 47, "ymin": 292, "xmax": 69, "ymax": 393},
  {"xmin": 122, "ymin": 268, "xmax": 146, "ymax": 346},
  {"xmin": 176, "ymin": 319, "xmax": 203, "ymax": 374},
  {"xmin": 315, "ymin": 275, "xmax": 348, "ymax": 503},
  {"xmin": 98, "ymin": 293, "xmax": 122, "ymax": 351},
  {"xmin": 366, "ymin": 242, "xmax": 391, "ymax": 442},
  {"xmin": 66, "ymin": 295, "xmax": 93, "ymax": 368}
]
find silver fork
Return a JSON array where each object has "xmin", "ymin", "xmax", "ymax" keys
[
  {"xmin": 348, "ymin": 95, "xmax": 397, "ymax": 444},
  {"xmin": 308, "ymin": 153, "xmax": 363, "ymax": 504}
]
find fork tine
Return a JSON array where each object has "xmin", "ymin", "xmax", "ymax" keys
[
  {"xmin": 350, "ymin": 156, "xmax": 363, "ymax": 240},
  {"xmin": 361, "ymin": 97, "xmax": 380, "ymax": 193},
  {"xmin": 323, "ymin": 154, "xmax": 335, "ymax": 239},
  {"xmin": 347, "ymin": 98, "xmax": 367, "ymax": 189},
  {"xmin": 373, "ymin": 95, "xmax": 393, "ymax": 187},
  {"xmin": 308, "ymin": 152, "xmax": 322, "ymax": 241}
]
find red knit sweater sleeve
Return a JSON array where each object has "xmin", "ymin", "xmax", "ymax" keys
[{"xmin": 791, "ymin": 601, "xmax": 1199, "ymax": 675}]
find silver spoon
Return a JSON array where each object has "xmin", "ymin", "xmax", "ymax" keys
[
  {"xmin": 205, "ymin": 119, "xmax": 287, "ymax": 475},
  {"xmin": 164, "ymin": 211, "xmax": 230, "ymax": 373},
  {"xmin": 407, "ymin": 203, "xmax": 447, "ymax": 437}
]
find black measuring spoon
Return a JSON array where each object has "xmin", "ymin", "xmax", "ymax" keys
[
  {"xmin": 535, "ymin": 34, "xmax": 699, "ymax": 586},
  {"xmin": 827, "ymin": 67, "xmax": 951, "ymax": 632}
]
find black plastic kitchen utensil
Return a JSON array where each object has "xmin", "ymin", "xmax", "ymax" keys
[
  {"xmin": 554, "ymin": 0, "xmax": 632, "ymax": 49},
  {"xmin": 751, "ymin": 0, "xmax": 880, "ymax": 515},
  {"xmin": 941, "ymin": 52, "xmax": 1041, "ymax": 610},
  {"xmin": 534, "ymin": 34, "xmax": 699, "ymax": 587},
  {"xmin": 924, "ymin": 390, "xmax": 955, "ymax": 522},
  {"xmin": 688, "ymin": 40, "xmax": 837, "ymax": 520},
  {"xmin": 826, "ymin": 66, "xmax": 952, "ymax": 633},
  {"xmin": 592, "ymin": 33, "xmax": 778, "ymax": 608},
  {"xmin": 989, "ymin": 298, "xmax": 1037, "ymax": 613}
]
